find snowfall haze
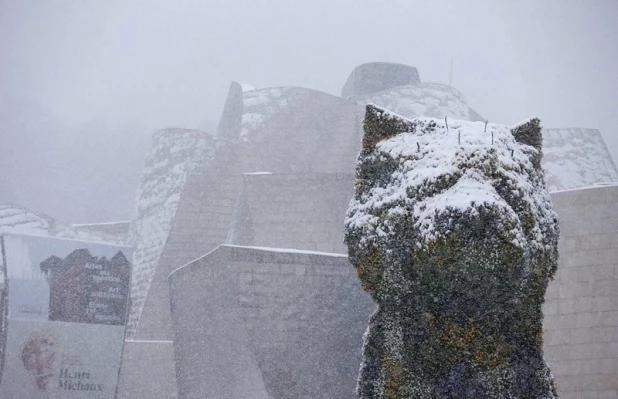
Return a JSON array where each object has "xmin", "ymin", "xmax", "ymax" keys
[{"xmin": 0, "ymin": 0, "xmax": 617, "ymax": 225}]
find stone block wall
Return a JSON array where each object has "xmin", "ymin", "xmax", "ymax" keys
[
  {"xmin": 116, "ymin": 340, "xmax": 177, "ymax": 399},
  {"xmin": 126, "ymin": 129, "xmax": 216, "ymax": 337},
  {"xmin": 168, "ymin": 245, "xmax": 375, "ymax": 399},
  {"xmin": 133, "ymin": 168, "xmax": 244, "ymax": 341},
  {"xmin": 228, "ymin": 173, "xmax": 354, "ymax": 254},
  {"xmin": 235, "ymin": 89, "xmax": 365, "ymax": 174},
  {"xmin": 129, "ymin": 88, "xmax": 365, "ymax": 341},
  {"xmin": 341, "ymin": 62, "xmax": 421, "ymax": 99},
  {"xmin": 543, "ymin": 185, "xmax": 618, "ymax": 398},
  {"xmin": 120, "ymin": 146, "xmax": 245, "ymax": 399}
]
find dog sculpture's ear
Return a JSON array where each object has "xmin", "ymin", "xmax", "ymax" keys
[
  {"xmin": 511, "ymin": 118, "xmax": 543, "ymax": 169},
  {"xmin": 362, "ymin": 104, "xmax": 415, "ymax": 155}
]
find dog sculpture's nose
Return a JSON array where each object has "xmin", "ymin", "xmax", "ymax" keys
[{"xmin": 426, "ymin": 201, "xmax": 526, "ymax": 273}]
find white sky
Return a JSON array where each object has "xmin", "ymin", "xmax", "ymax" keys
[{"xmin": 1, "ymin": 0, "xmax": 617, "ymax": 222}]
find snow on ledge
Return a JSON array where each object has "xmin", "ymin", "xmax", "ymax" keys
[
  {"xmin": 220, "ymin": 244, "xmax": 348, "ymax": 257},
  {"xmin": 549, "ymin": 182, "xmax": 618, "ymax": 194},
  {"xmin": 238, "ymin": 82, "xmax": 256, "ymax": 92},
  {"xmin": 125, "ymin": 340, "xmax": 174, "ymax": 344},
  {"xmin": 72, "ymin": 220, "xmax": 131, "ymax": 227}
]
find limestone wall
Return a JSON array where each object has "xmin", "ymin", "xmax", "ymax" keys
[
  {"xmin": 341, "ymin": 62, "xmax": 421, "ymax": 99},
  {"xmin": 116, "ymin": 340, "xmax": 177, "ymax": 399},
  {"xmin": 228, "ymin": 173, "xmax": 354, "ymax": 254},
  {"xmin": 168, "ymin": 245, "xmax": 375, "ymax": 399},
  {"xmin": 543, "ymin": 185, "xmax": 618, "ymax": 398},
  {"xmin": 126, "ymin": 129, "xmax": 216, "ymax": 338},
  {"xmin": 230, "ymin": 86, "xmax": 365, "ymax": 173},
  {"xmin": 133, "ymin": 162, "xmax": 243, "ymax": 341},
  {"xmin": 130, "ymin": 87, "xmax": 364, "ymax": 341}
]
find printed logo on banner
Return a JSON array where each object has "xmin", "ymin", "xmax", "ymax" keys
[{"xmin": 21, "ymin": 330, "xmax": 57, "ymax": 391}]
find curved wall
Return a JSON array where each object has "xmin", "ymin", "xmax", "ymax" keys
[
  {"xmin": 353, "ymin": 82, "xmax": 485, "ymax": 122},
  {"xmin": 543, "ymin": 185, "xmax": 618, "ymax": 398},
  {"xmin": 341, "ymin": 62, "xmax": 420, "ymax": 99}
]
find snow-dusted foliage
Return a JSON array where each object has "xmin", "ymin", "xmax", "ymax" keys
[
  {"xmin": 125, "ymin": 128, "xmax": 215, "ymax": 337},
  {"xmin": 345, "ymin": 105, "xmax": 559, "ymax": 398}
]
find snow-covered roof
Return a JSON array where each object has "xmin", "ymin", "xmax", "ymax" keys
[
  {"xmin": 0, "ymin": 203, "xmax": 125, "ymax": 244},
  {"xmin": 342, "ymin": 62, "xmax": 421, "ymax": 99},
  {"xmin": 541, "ymin": 127, "xmax": 618, "ymax": 192},
  {"xmin": 219, "ymin": 81, "xmax": 362, "ymax": 144},
  {"xmin": 353, "ymin": 83, "xmax": 485, "ymax": 123},
  {"xmin": 239, "ymin": 86, "xmax": 344, "ymax": 142}
]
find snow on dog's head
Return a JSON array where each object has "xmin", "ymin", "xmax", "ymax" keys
[{"xmin": 345, "ymin": 104, "xmax": 559, "ymax": 300}]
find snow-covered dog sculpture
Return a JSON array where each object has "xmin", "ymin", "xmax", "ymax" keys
[{"xmin": 345, "ymin": 105, "xmax": 559, "ymax": 398}]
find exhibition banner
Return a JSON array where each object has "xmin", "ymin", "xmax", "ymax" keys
[{"xmin": 0, "ymin": 233, "xmax": 132, "ymax": 398}]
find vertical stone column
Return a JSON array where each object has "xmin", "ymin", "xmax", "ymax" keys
[{"xmin": 544, "ymin": 186, "xmax": 618, "ymax": 398}]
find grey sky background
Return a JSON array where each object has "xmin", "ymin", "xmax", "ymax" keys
[{"xmin": 1, "ymin": 0, "xmax": 617, "ymax": 223}]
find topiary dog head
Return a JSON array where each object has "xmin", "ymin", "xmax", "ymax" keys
[{"xmin": 346, "ymin": 104, "xmax": 559, "ymax": 324}]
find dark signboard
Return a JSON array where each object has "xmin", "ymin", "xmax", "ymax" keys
[{"xmin": 41, "ymin": 248, "xmax": 131, "ymax": 326}]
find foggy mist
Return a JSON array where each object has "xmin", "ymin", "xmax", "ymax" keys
[{"xmin": 1, "ymin": 0, "xmax": 617, "ymax": 223}]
